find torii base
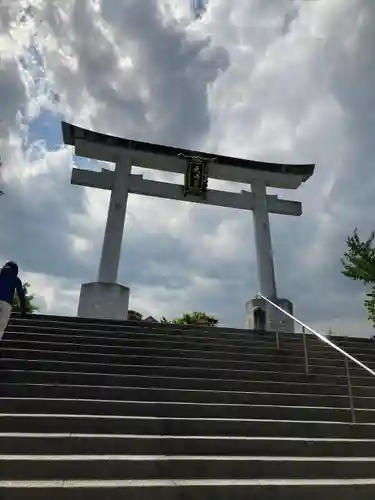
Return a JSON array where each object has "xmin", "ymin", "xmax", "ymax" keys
[
  {"xmin": 246, "ymin": 297, "xmax": 295, "ymax": 333},
  {"xmin": 77, "ymin": 282, "xmax": 130, "ymax": 321}
]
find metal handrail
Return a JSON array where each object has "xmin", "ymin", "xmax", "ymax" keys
[{"xmin": 256, "ymin": 293, "xmax": 375, "ymax": 423}]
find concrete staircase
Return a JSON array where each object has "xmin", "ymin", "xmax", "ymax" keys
[{"xmin": 1, "ymin": 314, "xmax": 375, "ymax": 499}]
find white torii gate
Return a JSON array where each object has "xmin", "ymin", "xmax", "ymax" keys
[{"xmin": 61, "ymin": 121, "xmax": 315, "ymax": 331}]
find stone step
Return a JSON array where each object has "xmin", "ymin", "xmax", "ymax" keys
[
  {"xmin": 5, "ymin": 332, "xmax": 375, "ymax": 366},
  {"xmin": 2, "ymin": 454, "xmax": 375, "ymax": 481},
  {"xmin": 2, "ymin": 414, "xmax": 375, "ymax": 439},
  {"xmin": 0, "ymin": 398, "xmax": 369, "ymax": 423},
  {"xmin": 7, "ymin": 319, "xmax": 375, "ymax": 356},
  {"xmin": 2, "ymin": 348, "xmax": 359, "ymax": 377},
  {"xmin": 2, "ymin": 433, "xmax": 375, "ymax": 457},
  {"xmin": 4, "ymin": 329, "xmax": 332, "ymax": 355},
  {"xmin": 9, "ymin": 315, "xmax": 307, "ymax": 339},
  {"xmin": 7, "ymin": 323, "xmax": 310, "ymax": 346},
  {"xmin": 5, "ymin": 326, "xmax": 375, "ymax": 362},
  {"xmin": 10, "ymin": 314, "xmax": 258, "ymax": 334},
  {"xmin": 2, "ymin": 337, "xmax": 327, "ymax": 360},
  {"xmin": 1, "ymin": 357, "xmax": 372, "ymax": 387},
  {"xmin": 1, "ymin": 338, "xmax": 353, "ymax": 366},
  {"xmin": 1, "ymin": 479, "xmax": 375, "ymax": 500},
  {"xmin": 9, "ymin": 315, "xmax": 374, "ymax": 346},
  {"xmin": 1, "ymin": 383, "xmax": 371, "ymax": 409},
  {"xmin": 2, "ymin": 369, "xmax": 371, "ymax": 397},
  {"xmin": 2, "ymin": 322, "xmax": 351, "ymax": 349}
]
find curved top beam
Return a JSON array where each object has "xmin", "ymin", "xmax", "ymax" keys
[{"xmin": 62, "ymin": 121, "xmax": 315, "ymax": 188}]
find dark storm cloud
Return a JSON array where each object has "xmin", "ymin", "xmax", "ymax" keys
[
  {"xmin": 1, "ymin": 152, "xmax": 89, "ymax": 280},
  {"xmin": 97, "ymin": 0, "xmax": 229, "ymax": 147},
  {"xmin": 0, "ymin": 57, "xmax": 26, "ymax": 167},
  {"xmin": 264, "ymin": 1, "xmax": 375, "ymax": 331},
  {"xmin": 1, "ymin": 0, "xmax": 229, "ymax": 288}
]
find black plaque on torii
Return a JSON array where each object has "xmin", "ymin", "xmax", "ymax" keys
[{"xmin": 178, "ymin": 153, "xmax": 216, "ymax": 198}]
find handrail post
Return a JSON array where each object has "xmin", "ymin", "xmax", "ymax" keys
[
  {"xmin": 302, "ymin": 326, "xmax": 309, "ymax": 375},
  {"xmin": 276, "ymin": 330, "xmax": 280, "ymax": 350},
  {"xmin": 344, "ymin": 356, "xmax": 356, "ymax": 424}
]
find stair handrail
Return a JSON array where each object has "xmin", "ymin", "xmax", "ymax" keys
[{"xmin": 256, "ymin": 293, "xmax": 375, "ymax": 423}]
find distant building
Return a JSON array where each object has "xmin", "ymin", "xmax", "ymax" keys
[{"xmin": 144, "ymin": 316, "xmax": 158, "ymax": 323}]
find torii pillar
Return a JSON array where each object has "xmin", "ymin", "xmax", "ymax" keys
[
  {"xmin": 246, "ymin": 179, "xmax": 294, "ymax": 332},
  {"xmin": 77, "ymin": 159, "xmax": 131, "ymax": 321}
]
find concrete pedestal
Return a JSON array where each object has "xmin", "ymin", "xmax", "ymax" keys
[
  {"xmin": 77, "ymin": 282, "xmax": 130, "ymax": 321},
  {"xmin": 246, "ymin": 297, "xmax": 294, "ymax": 333}
]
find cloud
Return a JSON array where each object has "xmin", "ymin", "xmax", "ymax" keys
[{"xmin": 1, "ymin": 0, "xmax": 375, "ymax": 336}]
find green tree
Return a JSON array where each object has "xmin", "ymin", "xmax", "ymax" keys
[
  {"xmin": 12, "ymin": 281, "xmax": 39, "ymax": 313},
  {"xmin": 169, "ymin": 311, "xmax": 219, "ymax": 327},
  {"xmin": 341, "ymin": 228, "xmax": 375, "ymax": 326},
  {"xmin": 128, "ymin": 310, "xmax": 143, "ymax": 321}
]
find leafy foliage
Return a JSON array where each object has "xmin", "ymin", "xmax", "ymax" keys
[
  {"xmin": 341, "ymin": 229, "xmax": 375, "ymax": 283},
  {"xmin": 12, "ymin": 282, "xmax": 39, "ymax": 313},
  {"xmin": 128, "ymin": 310, "xmax": 143, "ymax": 321},
  {"xmin": 341, "ymin": 228, "xmax": 375, "ymax": 326},
  {"xmin": 161, "ymin": 311, "xmax": 219, "ymax": 327}
]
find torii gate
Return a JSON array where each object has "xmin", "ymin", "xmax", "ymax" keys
[{"xmin": 61, "ymin": 121, "xmax": 315, "ymax": 331}]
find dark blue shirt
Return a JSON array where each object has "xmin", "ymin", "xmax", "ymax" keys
[{"xmin": 0, "ymin": 267, "xmax": 26, "ymax": 312}]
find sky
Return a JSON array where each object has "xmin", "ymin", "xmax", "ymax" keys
[{"xmin": 1, "ymin": 0, "xmax": 375, "ymax": 336}]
